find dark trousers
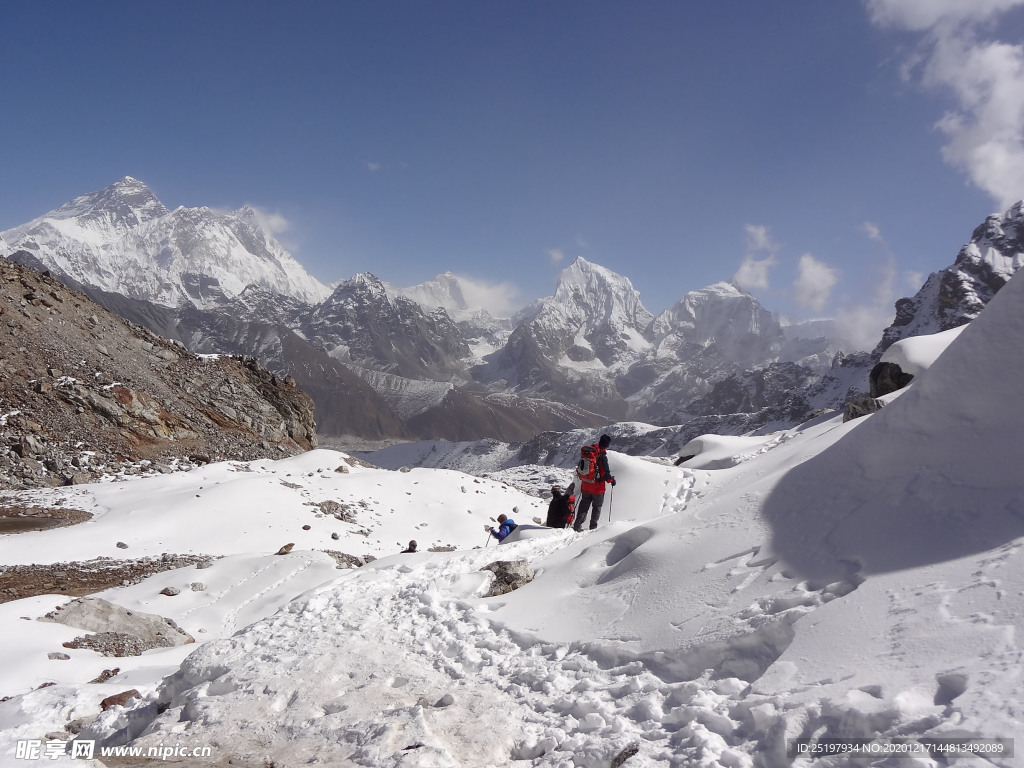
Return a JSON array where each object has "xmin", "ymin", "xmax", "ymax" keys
[{"xmin": 573, "ymin": 491, "xmax": 605, "ymax": 531}]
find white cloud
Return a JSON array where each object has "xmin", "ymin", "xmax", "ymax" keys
[
  {"xmin": 245, "ymin": 205, "xmax": 294, "ymax": 249},
  {"xmin": 365, "ymin": 161, "xmax": 382, "ymax": 172},
  {"xmin": 824, "ymin": 225, "xmax": 906, "ymax": 351},
  {"xmin": 744, "ymin": 224, "xmax": 779, "ymax": 254},
  {"xmin": 832, "ymin": 302, "xmax": 895, "ymax": 352},
  {"xmin": 862, "ymin": 221, "xmax": 884, "ymax": 242},
  {"xmin": 733, "ymin": 254, "xmax": 777, "ymax": 291},
  {"xmin": 733, "ymin": 224, "xmax": 779, "ymax": 291},
  {"xmin": 546, "ymin": 248, "xmax": 565, "ymax": 266},
  {"xmin": 793, "ymin": 254, "xmax": 839, "ymax": 313},
  {"xmin": 868, "ymin": 0, "xmax": 1024, "ymax": 209},
  {"xmin": 866, "ymin": 0, "xmax": 1024, "ymax": 30},
  {"xmin": 452, "ymin": 274, "xmax": 522, "ymax": 317}
]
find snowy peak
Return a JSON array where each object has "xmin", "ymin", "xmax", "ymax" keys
[
  {"xmin": 552, "ymin": 257, "xmax": 653, "ymax": 332},
  {"xmin": 651, "ymin": 281, "xmax": 784, "ymax": 364},
  {"xmin": 0, "ymin": 178, "xmax": 331, "ymax": 310},
  {"xmin": 391, "ymin": 272, "xmax": 470, "ymax": 315},
  {"xmin": 306, "ymin": 272, "xmax": 469, "ymax": 379},
  {"xmin": 48, "ymin": 176, "xmax": 169, "ymax": 230}
]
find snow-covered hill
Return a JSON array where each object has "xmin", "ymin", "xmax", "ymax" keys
[{"xmin": 1, "ymin": 269, "xmax": 1023, "ymax": 766}]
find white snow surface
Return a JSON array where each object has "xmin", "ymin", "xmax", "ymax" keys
[
  {"xmin": 2, "ymin": 272, "xmax": 1024, "ymax": 765},
  {"xmin": 880, "ymin": 325, "xmax": 966, "ymax": 376}
]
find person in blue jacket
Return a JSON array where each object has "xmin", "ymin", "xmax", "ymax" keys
[{"xmin": 488, "ymin": 513, "xmax": 517, "ymax": 542}]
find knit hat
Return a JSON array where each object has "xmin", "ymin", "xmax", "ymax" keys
[{"xmin": 598, "ymin": 434, "xmax": 612, "ymax": 448}]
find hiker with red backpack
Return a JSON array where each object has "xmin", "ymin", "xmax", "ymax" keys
[{"xmin": 573, "ymin": 434, "xmax": 616, "ymax": 532}]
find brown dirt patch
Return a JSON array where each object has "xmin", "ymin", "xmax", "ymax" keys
[
  {"xmin": 0, "ymin": 555, "xmax": 214, "ymax": 604},
  {"xmin": 0, "ymin": 505, "xmax": 91, "ymax": 533}
]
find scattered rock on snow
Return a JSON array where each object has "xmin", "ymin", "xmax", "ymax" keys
[
  {"xmin": 88, "ymin": 668, "xmax": 121, "ymax": 684},
  {"xmin": 100, "ymin": 689, "xmax": 140, "ymax": 710}
]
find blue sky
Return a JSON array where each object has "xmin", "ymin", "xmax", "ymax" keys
[{"xmin": 2, "ymin": 1, "xmax": 1023, "ymax": 347}]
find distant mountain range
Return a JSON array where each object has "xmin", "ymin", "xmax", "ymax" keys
[{"xmin": 3, "ymin": 177, "xmax": 1021, "ymax": 442}]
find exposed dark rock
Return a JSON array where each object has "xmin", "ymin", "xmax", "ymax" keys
[
  {"xmin": 481, "ymin": 559, "xmax": 534, "ymax": 597},
  {"xmin": 843, "ymin": 395, "xmax": 884, "ymax": 422},
  {"xmin": 869, "ymin": 361, "xmax": 914, "ymax": 398}
]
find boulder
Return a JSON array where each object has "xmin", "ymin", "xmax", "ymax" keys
[
  {"xmin": 40, "ymin": 597, "xmax": 193, "ymax": 650},
  {"xmin": 100, "ymin": 689, "xmax": 140, "ymax": 710},
  {"xmin": 843, "ymin": 394, "xmax": 884, "ymax": 422},
  {"xmin": 869, "ymin": 361, "xmax": 914, "ymax": 398},
  {"xmin": 481, "ymin": 559, "xmax": 534, "ymax": 597}
]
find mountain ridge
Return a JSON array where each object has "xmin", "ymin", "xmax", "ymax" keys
[{"xmin": 3, "ymin": 178, "xmax": 1021, "ymax": 443}]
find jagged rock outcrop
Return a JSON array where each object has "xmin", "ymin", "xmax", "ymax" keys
[{"xmin": 0, "ymin": 259, "xmax": 318, "ymax": 489}]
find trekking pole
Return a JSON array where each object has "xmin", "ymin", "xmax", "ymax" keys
[{"xmin": 608, "ymin": 486, "xmax": 613, "ymax": 522}]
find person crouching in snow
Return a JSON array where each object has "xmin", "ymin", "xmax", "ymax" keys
[
  {"xmin": 545, "ymin": 483, "xmax": 575, "ymax": 528},
  {"xmin": 488, "ymin": 514, "xmax": 517, "ymax": 542},
  {"xmin": 400, "ymin": 540, "xmax": 417, "ymax": 553}
]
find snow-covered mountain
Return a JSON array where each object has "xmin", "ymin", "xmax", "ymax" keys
[
  {"xmin": 649, "ymin": 281, "xmax": 784, "ymax": 367},
  {"xmin": 6, "ymin": 177, "xmax": 1020, "ymax": 445},
  {"xmin": 1, "ymin": 177, "xmax": 331, "ymax": 309},
  {"xmin": 620, "ymin": 281, "xmax": 800, "ymax": 424},
  {"xmin": 796, "ymin": 201, "xmax": 1024, "ymax": 418},
  {"xmin": 3, "ymin": 267, "xmax": 1024, "ymax": 766},
  {"xmin": 388, "ymin": 271, "xmax": 517, "ymax": 363},
  {"xmin": 876, "ymin": 200, "xmax": 1024, "ymax": 353},
  {"xmin": 303, "ymin": 273, "xmax": 470, "ymax": 380}
]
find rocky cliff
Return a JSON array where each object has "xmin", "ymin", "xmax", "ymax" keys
[{"xmin": 0, "ymin": 260, "xmax": 318, "ymax": 489}]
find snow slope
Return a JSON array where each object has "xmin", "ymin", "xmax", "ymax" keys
[{"xmin": 1, "ymin": 271, "xmax": 1023, "ymax": 766}]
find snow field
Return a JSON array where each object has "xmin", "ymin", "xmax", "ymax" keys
[{"xmin": 5, "ymin": 271, "xmax": 1024, "ymax": 766}]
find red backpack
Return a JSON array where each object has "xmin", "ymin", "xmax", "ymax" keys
[
  {"xmin": 576, "ymin": 444, "xmax": 599, "ymax": 483},
  {"xmin": 564, "ymin": 486, "xmax": 577, "ymax": 527}
]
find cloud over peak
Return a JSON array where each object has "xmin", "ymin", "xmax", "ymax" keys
[{"xmin": 868, "ymin": 0, "xmax": 1024, "ymax": 209}]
